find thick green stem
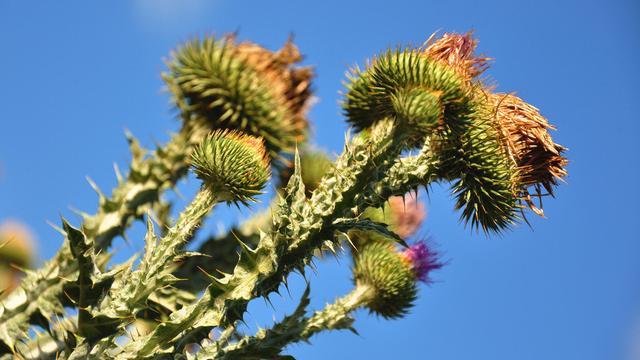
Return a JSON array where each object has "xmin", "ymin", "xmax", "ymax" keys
[
  {"xmin": 206, "ymin": 285, "xmax": 374, "ymax": 360},
  {"xmin": 61, "ymin": 184, "xmax": 222, "ymax": 359},
  {"xmin": 299, "ymin": 284, "xmax": 373, "ymax": 339},
  {"xmin": 175, "ymin": 203, "xmax": 274, "ymax": 292},
  {"xmin": 111, "ymin": 120, "xmax": 406, "ymax": 359},
  {"xmin": 88, "ymin": 186, "xmax": 221, "ymax": 337}
]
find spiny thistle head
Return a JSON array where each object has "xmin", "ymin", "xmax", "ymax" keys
[
  {"xmin": 443, "ymin": 100, "xmax": 522, "ymax": 233},
  {"xmin": 489, "ymin": 93, "xmax": 568, "ymax": 214},
  {"xmin": 415, "ymin": 32, "xmax": 565, "ymax": 233},
  {"xmin": 446, "ymin": 89, "xmax": 568, "ymax": 231},
  {"xmin": 342, "ymin": 36, "xmax": 477, "ymax": 145},
  {"xmin": 165, "ymin": 35, "xmax": 314, "ymax": 166},
  {"xmin": 278, "ymin": 148, "xmax": 333, "ymax": 196},
  {"xmin": 353, "ymin": 241, "xmax": 441, "ymax": 318},
  {"xmin": 234, "ymin": 38, "xmax": 313, "ymax": 135},
  {"xmin": 444, "ymin": 89, "xmax": 569, "ymax": 232},
  {"xmin": 421, "ymin": 31, "xmax": 490, "ymax": 82},
  {"xmin": 191, "ymin": 130, "xmax": 270, "ymax": 204}
]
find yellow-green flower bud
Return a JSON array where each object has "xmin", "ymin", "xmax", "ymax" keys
[
  {"xmin": 352, "ymin": 241, "xmax": 442, "ymax": 319},
  {"xmin": 352, "ymin": 243, "xmax": 418, "ymax": 319},
  {"xmin": 191, "ymin": 130, "xmax": 270, "ymax": 204}
]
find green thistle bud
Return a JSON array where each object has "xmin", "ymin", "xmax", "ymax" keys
[
  {"xmin": 352, "ymin": 243, "xmax": 418, "ymax": 319},
  {"xmin": 0, "ymin": 221, "xmax": 33, "ymax": 268},
  {"xmin": 342, "ymin": 35, "xmax": 478, "ymax": 146},
  {"xmin": 165, "ymin": 35, "xmax": 314, "ymax": 166},
  {"xmin": 439, "ymin": 93, "xmax": 522, "ymax": 233},
  {"xmin": 191, "ymin": 130, "xmax": 270, "ymax": 204}
]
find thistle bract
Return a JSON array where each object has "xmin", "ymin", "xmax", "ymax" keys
[
  {"xmin": 352, "ymin": 243, "xmax": 418, "ymax": 319},
  {"xmin": 191, "ymin": 130, "xmax": 270, "ymax": 204},
  {"xmin": 165, "ymin": 35, "xmax": 313, "ymax": 166},
  {"xmin": 342, "ymin": 34, "xmax": 479, "ymax": 146},
  {"xmin": 489, "ymin": 93, "xmax": 568, "ymax": 214}
]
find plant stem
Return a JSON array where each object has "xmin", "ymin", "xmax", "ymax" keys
[{"xmin": 207, "ymin": 284, "xmax": 375, "ymax": 360}]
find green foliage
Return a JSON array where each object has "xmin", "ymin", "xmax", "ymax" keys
[{"xmin": 0, "ymin": 32, "xmax": 567, "ymax": 360}]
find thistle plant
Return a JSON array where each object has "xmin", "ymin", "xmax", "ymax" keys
[{"xmin": 0, "ymin": 31, "xmax": 567, "ymax": 359}]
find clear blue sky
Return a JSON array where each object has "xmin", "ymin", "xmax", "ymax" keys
[{"xmin": 0, "ymin": 1, "xmax": 638, "ymax": 359}]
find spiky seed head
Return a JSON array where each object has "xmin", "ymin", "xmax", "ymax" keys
[
  {"xmin": 489, "ymin": 93, "xmax": 568, "ymax": 214},
  {"xmin": 277, "ymin": 149, "xmax": 333, "ymax": 196},
  {"xmin": 421, "ymin": 31, "xmax": 490, "ymax": 82},
  {"xmin": 352, "ymin": 243, "xmax": 418, "ymax": 319},
  {"xmin": 191, "ymin": 130, "xmax": 270, "ymax": 204},
  {"xmin": 342, "ymin": 40, "xmax": 477, "ymax": 146},
  {"xmin": 165, "ymin": 35, "xmax": 314, "ymax": 166}
]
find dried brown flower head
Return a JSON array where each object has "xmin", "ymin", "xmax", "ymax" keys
[
  {"xmin": 490, "ymin": 93, "xmax": 568, "ymax": 215},
  {"xmin": 422, "ymin": 32, "xmax": 491, "ymax": 82},
  {"xmin": 234, "ymin": 37, "xmax": 314, "ymax": 140}
]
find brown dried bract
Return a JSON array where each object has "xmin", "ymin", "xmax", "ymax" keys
[
  {"xmin": 490, "ymin": 93, "xmax": 568, "ymax": 215},
  {"xmin": 422, "ymin": 32, "xmax": 490, "ymax": 82},
  {"xmin": 233, "ymin": 37, "xmax": 314, "ymax": 140}
]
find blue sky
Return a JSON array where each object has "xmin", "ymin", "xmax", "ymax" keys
[{"xmin": 0, "ymin": 0, "xmax": 638, "ymax": 359}]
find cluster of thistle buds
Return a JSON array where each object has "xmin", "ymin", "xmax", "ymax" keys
[{"xmin": 0, "ymin": 31, "xmax": 567, "ymax": 359}]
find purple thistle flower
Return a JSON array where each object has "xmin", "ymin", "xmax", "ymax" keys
[{"xmin": 401, "ymin": 241, "xmax": 442, "ymax": 283}]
